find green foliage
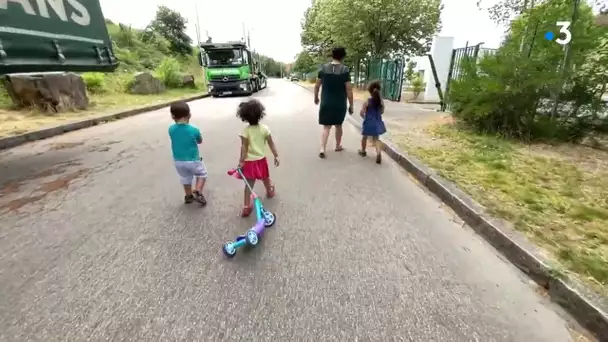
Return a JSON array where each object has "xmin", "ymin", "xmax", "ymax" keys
[
  {"xmin": 404, "ymin": 60, "xmax": 417, "ymax": 83},
  {"xmin": 448, "ymin": 0, "xmax": 608, "ymax": 142},
  {"xmin": 293, "ymin": 51, "xmax": 317, "ymax": 73},
  {"xmin": 301, "ymin": 0, "xmax": 442, "ymax": 58},
  {"xmin": 411, "ymin": 76, "xmax": 424, "ymax": 99},
  {"xmin": 149, "ymin": 6, "xmax": 193, "ymax": 56},
  {"xmin": 155, "ymin": 57, "xmax": 183, "ymax": 88},
  {"xmin": 82, "ymin": 72, "xmax": 106, "ymax": 93}
]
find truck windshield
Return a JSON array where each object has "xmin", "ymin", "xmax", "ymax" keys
[{"xmin": 206, "ymin": 49, "xmax": 244, "ymax": 67}]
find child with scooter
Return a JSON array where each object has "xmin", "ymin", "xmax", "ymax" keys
[{"xmin": 235, "ymin": 99, "xmax": 280, "ymax": 217}]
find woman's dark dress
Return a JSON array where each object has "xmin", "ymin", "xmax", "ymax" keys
[{"xmin": 318, "ymin": 63, "xmax": 350, "ymax": 126}]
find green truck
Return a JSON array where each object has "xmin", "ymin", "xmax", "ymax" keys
[
  {"xmin": 199, "ymin": 41, "xmax": 267, "ymax": 97},
  {"xmin": 0, "ymin": 0, "xmax": 117, "ymax": 73}
]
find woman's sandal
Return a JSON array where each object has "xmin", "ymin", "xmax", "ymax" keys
[
  {"xmin": 358, "ymin": 150, "xmax": 367, "ymax": 157},
  {"xmin": 376, "ymin": 154, "xmax": 382, "ymax": 164},
  {"xmin": 335, "ymin": 146, "xmax": 344, "ymax": 152},
  {"xmin": 319, "ymin": 151, "xmax": 326, "ymax": 159}
]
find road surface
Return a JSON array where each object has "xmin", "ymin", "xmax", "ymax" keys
[{"xmin": 0, "ymin": 80, "xmax": 584, "ymax": 341}]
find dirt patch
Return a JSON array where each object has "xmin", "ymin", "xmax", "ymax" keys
[
  {"xmin": 0, "ymin": 169, "xmax": 89, "ymax": 213},
  {"xmin": 0, "ymin": 180, "xmax": 22, "ymax": 196},
  {"xmin": 105, "ymin": 140, "xmax": 122, "ymax": 145},
  {"xmin": 47, "ymin": 141, "xmax": 84, "ymax": 150}
]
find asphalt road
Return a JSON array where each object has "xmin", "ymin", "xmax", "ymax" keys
[{"xmin": 0, "ymin": 79, "xmax": 584, "ymax": 341}]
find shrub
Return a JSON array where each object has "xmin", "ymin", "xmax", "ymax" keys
[
  {"xmin": 155, "ymin": 57, "xmax": 182, "ymax": 88},
  {"xmin": 411, "ymin": 76, "xmax": 424, "ymax": 100},
  {"xmin": 82, "ymin": 72, "xmax": 106, "ymax": 93}
]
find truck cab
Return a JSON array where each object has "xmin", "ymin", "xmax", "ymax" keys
[{"xmin": 199, "ymin": 42, "xmax": 266, "ymax": 97}]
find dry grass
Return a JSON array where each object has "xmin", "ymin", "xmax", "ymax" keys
[
  {"xmin": 390, "ymin": 121, "xmax": 608, "ymax": 294},
  {"xmin": 0, "ymin": 88, "xmax": 203, "ymax": 138}
]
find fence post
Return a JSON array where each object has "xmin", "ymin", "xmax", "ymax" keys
[
  {"xmin": 443, "ymin": 49, "xmax": 457, "ymax": 111},
  {"xmin": 427, "ymin": 54, "xmax": 444, "ymax": 108}
]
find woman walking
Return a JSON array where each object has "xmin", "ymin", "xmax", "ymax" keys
[{"xmin": 313, "ymin": 47, "xmax": 354, "ymax": 158}]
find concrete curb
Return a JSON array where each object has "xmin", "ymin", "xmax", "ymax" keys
[
  {"xmin": 0, "ymin": 93, "xmax": 210, "ymax": 151},
  {"xmin": 295, "ymin": 82, "xmax": 608, "ymax": 339}
]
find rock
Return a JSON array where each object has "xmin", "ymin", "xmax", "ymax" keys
[
  {"xmin": 182, "ymin": 74, "xmax": 196, "ymax": 88},
  {"xmin": 2, "ymin": 72, "xmax": 89, "ymax": 112},
  {"xmin": 129, "ymin": 72, "xmax": 165, "ymax": 94}
]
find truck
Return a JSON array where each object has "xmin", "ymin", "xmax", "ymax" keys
[
  {"xmin": 199, "ymin": 41, "xmax": 267, "ymax": 97},
  {"xmin": 0, "ymin": 0, "xmax": 118, "ymax": 74}
]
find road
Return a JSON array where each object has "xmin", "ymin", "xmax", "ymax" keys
[{"xmin": 0, "ymin": 79, "xmax": 583, "ymax": 341}]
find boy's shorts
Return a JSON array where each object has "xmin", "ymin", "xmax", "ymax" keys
[{"xmin": 174, "ymin": 160, "xmax": 208, "ymax": 185}]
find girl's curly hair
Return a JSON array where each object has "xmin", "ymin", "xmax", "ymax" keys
[{"xmin": 237, "ymin": 99, "xmax": 265, "ymax": 125}]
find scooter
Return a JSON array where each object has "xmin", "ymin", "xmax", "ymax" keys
[{"xmin": 222, "ymin": 168, "xmax": 276, "ymax": 258}]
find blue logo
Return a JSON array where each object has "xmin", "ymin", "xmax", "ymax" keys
[{"xmin": 544, "ymin": 31, "xmax": 555, "ymax": 41}]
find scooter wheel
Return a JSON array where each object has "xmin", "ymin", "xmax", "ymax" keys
[
  {"xmin": 222, "ymin": 243, "xmax": 237, "ymax": 258},
  {"xmin": 262, "ymin": 209, "xmax": 276, "ymax": 227},
  {"xmin": 246, "ymin": 230, "xmax": 259, "ymax": 246}
]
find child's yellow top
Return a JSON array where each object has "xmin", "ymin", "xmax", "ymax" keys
[{"xmin": 240, "ymin": 124, "xmax": 271, "ymax": 161}]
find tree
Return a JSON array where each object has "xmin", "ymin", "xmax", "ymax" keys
[
  {"xmin": 478, "ymin": 0, "xmax": 608, "ymax": 25},
  {"xmin": 449, "ymin": 0, "xmax": 608, "ymax": 141},
  {"xmin": 404, "ymin": 60, "xmax": 417, "ymax": 83},
  {"xmin": 149, "ymin": 6, "xmax": 193, "ymax": 55},
  {"xmin": 301, "ymin": 0, "xmax": 442, "ymax": 59},
  {"xmin": 293, "ymin": 51, "xmax": 317, "ymax": 73}
]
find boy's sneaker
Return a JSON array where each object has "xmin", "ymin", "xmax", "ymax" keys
[
  {"xmin": 193, "ymin": 191, "xmax": 207, "ymax": 206},
  {"xmin": 184, "ymin": 194, "xmax": 194, "ymax": 204}
]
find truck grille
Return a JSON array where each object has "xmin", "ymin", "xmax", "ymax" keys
[{"xmin": 209, "ymin": 75, "xmax": 240, "ymax": 82}]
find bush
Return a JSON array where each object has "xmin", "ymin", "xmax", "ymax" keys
[
  {"xmin": 411, "ymin": 76, "xmax": 425, "ymax": 100},
  {"xmin": 155, "ymin": 57, "xmax": 182, "ymax": 88},
  {"xmin": 82, "ymin": 72, "xmax": 106, "ymax": 93},
  {"xmin": 446, "ymin": 0, "xmax": 608, "ymax": 142}
]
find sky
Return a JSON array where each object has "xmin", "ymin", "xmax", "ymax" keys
[{"xmin": 99, "ymin": 0, "xmax": 507, "ymax": 64}]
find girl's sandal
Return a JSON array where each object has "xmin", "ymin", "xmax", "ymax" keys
[
  {"xmin": 266, "ymin": 185, "xmax": 276, "ymax": 198},
  {"xmin": 241, "ymin": 206, "xmax": 253, "ymax": 217}
]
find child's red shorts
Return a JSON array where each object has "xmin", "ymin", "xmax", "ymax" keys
[{"xmin": 238, "ymin": 157, "xmax": 270, "ymax": 180}]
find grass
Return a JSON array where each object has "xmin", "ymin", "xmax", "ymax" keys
[
  {"xmin": 391, "ymin": 122, "xmax": 608, "ymax": 293},
  {"xmin": 0, "ymin": 86, "xmax": 204, "ymax": 138}
]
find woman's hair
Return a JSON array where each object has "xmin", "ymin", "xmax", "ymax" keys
[
  {"xmin": 331, "ymin": 47, "xmax": 346, "ymax": 61},
  {"xmin": 367, "ymin": 80, "xmax": 383, "ymax": 110},
  {"xmin": 170, "ymin": 101, "xmax": 191, "ymax": 120},
  {"xmin": 237, "ymin": 99, "xmax": 265, "ymax": 125}
]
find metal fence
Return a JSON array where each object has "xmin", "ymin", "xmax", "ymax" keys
[{"xmin": 443, "ymin": 45, "xmax": 497, "ymax": 111}]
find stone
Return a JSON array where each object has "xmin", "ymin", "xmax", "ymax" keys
[
  {"xmin": 182, "ymin": 74, "xmax": 196, "ymax": 88},
  {"xmin": 129, "ymin": 72, "xmax": 165, "ymax": 94},
  {"xmin": 2, "ymin": 72, "xmax": 89, "ymax": 112}
]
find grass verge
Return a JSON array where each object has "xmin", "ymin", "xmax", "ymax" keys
[
  {"xmin": 390, "ymin": 121, "xmax": 608, "ymax": 294},
  {"xmin": 0, "ymin": 87, "xmax": 204, "ymax": 138}
]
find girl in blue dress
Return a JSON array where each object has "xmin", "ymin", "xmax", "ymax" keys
[{"xmin": 358, "ymin": 80, "xmax": 387, "ymax": 164}]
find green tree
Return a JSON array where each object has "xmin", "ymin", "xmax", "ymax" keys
[
  {"xmin": 301, "ymin": 0, "xmax": 442, "ymax": 58},
  {"xmin": 293, "ymin": 51, "xmax": 317, "ymax": 73},
  {"xmin": 450, "ymin": 0, "xmax": 608, "ymax": 140},
  {"xmin": 149, "ymin": 6, "xmax": 193, "ymax": 55},
  {"xmin": 404, "ymin": 60, "xmax": 417, "ymax": 83}
]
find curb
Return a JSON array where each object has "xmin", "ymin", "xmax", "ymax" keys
[
  {"xmin": 0, "ymin": 93, "xmax": 210, "ymax": 151},
  {"xmin": 295, "ymin": 82, "xmax": 608, "ymax": 339}
]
